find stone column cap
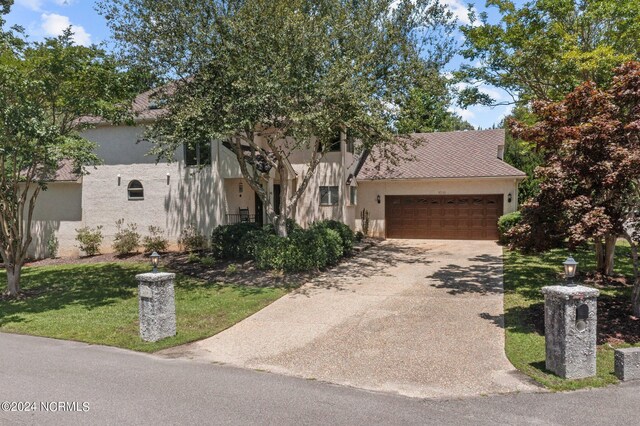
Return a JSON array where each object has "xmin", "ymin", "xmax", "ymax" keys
[
  {"xmin": 135, "ymin": 272, "xmax": 176, "ymax": 282},
  {"xmin": 541, "ymin": 284, "xmax": 600, "ymax": 300}
]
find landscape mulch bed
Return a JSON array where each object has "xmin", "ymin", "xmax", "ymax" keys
[{"xmin": 523, "ymin": 273, "xmax": 640, "ymax": 345}]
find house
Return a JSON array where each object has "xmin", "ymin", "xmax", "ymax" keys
[{"xmin": 28, "ymin": 90, "xmax": 525, "ymax": 258}]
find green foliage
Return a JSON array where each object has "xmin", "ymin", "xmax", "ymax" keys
[
  {"xmin": 179, "ymin": 224, "xmax": 207, "ymax": 252},
  {"xmin": 355, "ymin": 231, "xmax": 365, "ymax": 242},
  {"xmin": 225, "ymin": 263, "xmax": 239, "ymax": 276},
  {"xmin": 313, "ymin": 220, "xmax": 355, "ymax": 256},
  {"xmin": 504, "ymin": 130, "xmax": 543, "ymax": 204},
  {"xmin": 99, "ymin": 0, "xmax": 456, "ymax": 232},
  {"xmin": 112, "ymin": 219, "xmax": 140, "ymax": 256},
  {"xmin": 211, "ymin": 222, "xmax": 261, "ymax": 259},
  {"xmin": 142, "ymin": 226, "xmax": 169, "ymax": 253},
  {"xmin": 497, "ymin": 212, "xmax": 522, "ymax": 244},
  {"xmin": 199, "ymin": 256, "xmax": 216, "ymax": 268},
  {"xmin": 396, "ymin": 78, "xmax": 474, "ymax": 134},
  {"xmin": 459, "ymin": 0, "xmax": 640, "ymax": 106},
  {"xmin": 75, "ymin": 226, "xmax": 104, "ymax": 256},
  {"xmin": 46, "ymin": 233, "xmax": 59, "ymax": 259}
]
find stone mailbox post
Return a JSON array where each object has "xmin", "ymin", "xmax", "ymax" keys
[
  {"xmin": 136, "ymin": 272, "xmax": 177, "ymax": 342},
  {"xmin": 541, "ymin": 285, "xmax": 599, "ymax": 379}
]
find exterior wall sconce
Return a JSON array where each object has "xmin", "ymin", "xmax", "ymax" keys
[
  {"xmin": 377, "ymin": 195, "xmax": 381, "ymax": 204},
  {"xmin": 166, "ymin": 173, "xmax": 170, "ymax": 185},
  {"xmin": 508, "ymin": 193, "xmax": 512, "ymax": 203},
  {"xmin": 150, "ymin": 251, "xmax": 161, "ymax": 273},
  {"xmin": 117, "ymin": 174, "xmax": 121, "ymax": 186},
  {"xmin": 563, "ymin": 256, "xmax": 578, "ymax": 286},
  {"xmin": 239, "ymin": 182, "xmax": 244, "ymax": 193}
]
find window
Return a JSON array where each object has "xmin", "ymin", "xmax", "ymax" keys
[
  {"xmin": 349, "ymin": 186, "xmax": 357, "ymax": 205},
  {"xmin": 128, "ymin": 180, "xmax": 144, "ymax": 200},
  {"xmin": 317, "ymin": 131, "xmax": 342, "ymax": 152},
  {"xmin": 184, "ymin": 141, "xmax": 212, "ymax": 166},
  {"xmin": 320, "ymin": 186, "xmax": 339, "ymax": 205},
  {"xmin": 346, "ymin": 129, "xmax": 355, "ymax": 154}
]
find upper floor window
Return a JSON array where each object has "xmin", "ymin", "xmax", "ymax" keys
[
  {"xmin": 320, "ymin": 186, "xmax": 339, "ymax": 206},
  {"xmin": 184, "ymin": 141, "xmax": 212, "ymax": 167},
  {"xmin": 349, "ymin": 186, "xmax": 357, "ymax": 205},
  {"xmin": 317, "ymin": 131, "xmax": 341, "ymax": 152},
  {"xmin": 128, "ymin": 180, "xmax": 144, "ymax": 200}
]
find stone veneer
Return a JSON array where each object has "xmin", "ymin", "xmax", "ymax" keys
[{"xmin": 136, "ymin": 272, "xmax": 177, "ymax": 342}]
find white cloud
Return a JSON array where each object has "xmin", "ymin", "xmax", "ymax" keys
[
  {"xmin": 53, "ymin": 0, "xmax": 74, "ymax": 5},
  {"xmin": 448, "ymin": 106, "xmax": 475, "ymax": 121},
  {"xmin": 16, "ymin": 0, "xmax": 43, "ymax": 11},
  {"xmin": 441, "ymin": 0, "xmax": 475, "ymax": 25},
  {"xmin": 40, "ymin": 13, "xmax": 91, "ymax": 46}
]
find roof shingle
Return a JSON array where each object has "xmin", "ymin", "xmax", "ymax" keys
[{"xmin": 358, "ymin": 129, "xmax": 526, "ymax": 180}]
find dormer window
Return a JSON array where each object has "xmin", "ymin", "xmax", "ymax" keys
[{"xmin": 128, "ymin": 180, "xmax": 144, "ymax": 200}]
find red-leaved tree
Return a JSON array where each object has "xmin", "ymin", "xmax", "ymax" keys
[{"xmin": 508, "ymin": 61, "xmax": 640, "ymax": 314}]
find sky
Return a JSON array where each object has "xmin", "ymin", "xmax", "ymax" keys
[{"xmin": 4, "ymin": 0, "xmax": 515, "ymax": 130}]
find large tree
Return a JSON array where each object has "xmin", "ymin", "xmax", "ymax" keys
[
  {"xmin": 508, "ymin": 62, "xmax": 640, "ymax": 314},
  {"xmin": 0, "ymin": 12, "xmax": 139, "ymax": 296},
  {"xmin": 458, "ymin": 0, "xmax": 640, "ymax": 107},
  {"xmin": 98, "ymin": 0, "xmax": 456, "ymax": 236}
]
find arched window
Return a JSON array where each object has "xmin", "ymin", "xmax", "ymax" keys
[{"xmin": 127, "ymin": 180, "xmax": 144, "ymax": 200}]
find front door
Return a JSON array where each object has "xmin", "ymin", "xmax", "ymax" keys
[
  {"xmin": 255, "ymin": 192, "xmax": 264, "ymax": 226},
  {"xmin": 273, "ymin": 184, "xmax": 281, "ymax": 216}
]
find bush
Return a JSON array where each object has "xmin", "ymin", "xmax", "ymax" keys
[
  {"xmin": 46, "ymin": 233, "xmax": 59, "ymax": 258},
  {"xmin": 254, "ymin": 234, "xmax": 289, "ymax": 270},
  {"xmin": 112, "ymin": 219, "xmax": 140, "ymax": 255},
  {"xmin": 313, "ymin": 220, "xmax": 355, "ymax": 255},
  {"xmin": 498, "ymin": 211, "xmax": 522, "ymax": 244},
  {"xmin": 211, "ymin": 222, "xmax": 261, "ymax": 259},
  {"xmin": 179, "ymin": 223, "xmax": 207, "ymax": 252},
  {"xmin": 142, "ymin": 226, "xmax": 169, "ymax": 253},
  {"xmin": 75, "ymin": 225, "xmax": 103, "ymax": 256},
  {"xmin": 355, "ymin": 231, "xmax": 364, "ymax": 242}
]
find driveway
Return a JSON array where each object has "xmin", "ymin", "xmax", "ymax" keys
[{"xmin": 161, "ymin": 239, "xmax": 539, "ymax": 398}]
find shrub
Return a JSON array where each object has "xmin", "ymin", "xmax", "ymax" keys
[
  {"xmin": 211, "ymin": 222, "xmax": 261, "ymax": 259},
  {"xmin": 360, "ymin": 208, "xmax": 370, "ymax": 236},
  {"xmin": 200, "ymin": 256, "xmax": 216, "ymax": 267},
  {"xmin": 187, "ymin": 252, "xmax": 200, "ymax": 263},
  {"xmin": 75, "ymin": 225, "xmax": 103, "ymax": 256},
  {"xmin": 112, "ymin": 219, "xmax": 140, "ymax": 255},
  {"xmin": 254, "ymin": 234, "xmax": 288, "ymax": 270},
  {"xmin": 498, "ymin": 211, "xmax": 522, "ymax": 244},
  {"xmin": 355, "ymin": 231, "xmax": 364, "ymax": 242},
  {"xmin": 142, "ymin": 226, "xmax": 169, "ymax": 253},
  {"xmin": 225, "ymin": 263, "xmax": 239, "ymax": 276},
  {"xmin": 179, "ymin": 223, "xmax": 207, "ymax": 252},
  {"xmin": 46, "ymin": 233, "xmax": 59, "ymax": 258},
  {"xmin": 314, "ymin": 220, "xmax": 355, "ymax": 255}
]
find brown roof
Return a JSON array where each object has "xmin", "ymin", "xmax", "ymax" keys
[
  {"xmin": 79, "ymin": 86, "xmax": 171, "ymax": 125},
  {"xmin": 50, "ymin": 159, "xmax": 81, "ymax": 182},
  {"xmin": 358, "ymin": 129, "xmax": 526, "ymax": 180}
]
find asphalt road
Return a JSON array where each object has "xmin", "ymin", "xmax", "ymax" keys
[{"xmin": 1, "ymin": 333, "xmax": 639, "ymax": 426}]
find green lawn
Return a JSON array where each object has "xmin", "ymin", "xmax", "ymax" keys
[
  {"xmin": 503, "ymin": 241, "xmax": 640, "ymax": 391},
  {"xmin": 0, "ymin": 262, "xmax": 287, "ymax": 352}
]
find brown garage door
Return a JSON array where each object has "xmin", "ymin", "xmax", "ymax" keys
[{"xmin": 385, "ymin": 195, "xmax": 504, "ymax": 240}]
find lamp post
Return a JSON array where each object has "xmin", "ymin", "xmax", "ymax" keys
[
  {"xmin": 563, "ymin": 256, "xmax": 578, "ymax": 286},
  {"xmin": 150, "ymin": 251, "xmax": 160, "ymax": 273}
]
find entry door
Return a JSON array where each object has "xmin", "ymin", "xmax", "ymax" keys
[
  {"xmin": 273, "ymin": 184, "xmax": 281, "ymax": 216},
  {"xmin": 255, "ymin": 193, "xmax": 264, "ymax": 226}
]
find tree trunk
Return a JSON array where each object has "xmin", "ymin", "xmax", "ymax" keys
[
  {"xmin": 595, "ymin": 235, "xmax": 616, "ymax": 276},
  {"xmin": 6, "ymin": 265, "xmax": 22, "ymax": 297},
  {"xmin": 633, "ymin": 280, "xmax": 640, "ymax": 317},
  {"xmin": 275, "ymin": 216, "xmax": 287, "ymax": 237}
]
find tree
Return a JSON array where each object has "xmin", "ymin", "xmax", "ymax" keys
[
  {"xmin": 508, "ymin": 62, "xmax": 640, "ymax": 314},
  {"xmin": 99, "ymin": 0, "xmax": 456, "ymax": 236},
  {"xmin": 458, "ymin": 0, "xmax": 640, "ymax": 107},
  {"xmin": 396, "ymin": 72, "xmax": 474, "ymax": 133},
  {"xmin": 0, "ymin": 14, "xmax": 139, "ymax": 296}
]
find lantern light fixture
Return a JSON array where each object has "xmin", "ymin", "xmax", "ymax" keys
[
  {"xmin": 377, "ymin": 195, "xmax": 381, "ymax": 204},
  {"xmin": 150, "ymin": 251, "xmax": 161, "ymax": 273},
  {"xmin": 563, "ymin": 256, "xmax": 578, "ymax": 286}
]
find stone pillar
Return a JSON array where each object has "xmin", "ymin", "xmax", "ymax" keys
[
  {"xmin": 136, "ymin": 272, "xmax": 177, "ymax": 342},
  {"xmin": 541, "ymin": 285, "xmax": 599, "ymax": 379}
]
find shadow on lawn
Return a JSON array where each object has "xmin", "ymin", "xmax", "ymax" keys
[
  {"xmin": 0, "ymin": 263, "xmax": 139, "ymax": 327},
  {"xmin": 428, "ymin": 253, "xmax": 504, "ymax": 295}
]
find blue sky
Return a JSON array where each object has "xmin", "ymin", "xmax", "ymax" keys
[{"xmin": 4, "ymin": 0, "xmax": 515, "ymax": 129}]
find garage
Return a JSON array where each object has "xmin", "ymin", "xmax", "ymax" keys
[{"xmin": 385, "ymin": 194, "xmax": 504, "ymax": 240}]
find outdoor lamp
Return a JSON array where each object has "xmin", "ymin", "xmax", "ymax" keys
[
  {"xmin": 563, "ymin": 256, "xmax": 578, "ymax": 286},
  {"xmin": 150, "ymin": 251, "xmax": 161, "ymax": 273},
  {"xmin": 377, "ymin": 195, "xmax": 381, "ymax": 204}
]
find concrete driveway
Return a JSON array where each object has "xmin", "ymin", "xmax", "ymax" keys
[{"xmin": 161, "ymin": 239, "xmax": 539, "ymax": 399}]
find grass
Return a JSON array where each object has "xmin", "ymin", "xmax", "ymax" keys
[
  {"xmin": 0, "ymin": 262, "xmax": 287, "ymax": 352},
  {"xmin": 503, "ymin": 241, "xmax": 640, "ymax": 391}
]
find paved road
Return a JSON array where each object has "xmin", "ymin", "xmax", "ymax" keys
[
  {"xmin": 161, "ymin": 240, "xmax": 536, "ymax": 398},
  {"xmin": 1, "ymin": 333, "xmax": 639, "ymax": 425}
]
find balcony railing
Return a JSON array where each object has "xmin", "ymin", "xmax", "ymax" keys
[{"xmin": 226, "ymin": 213, "xmax": 257, "ymax": 225}]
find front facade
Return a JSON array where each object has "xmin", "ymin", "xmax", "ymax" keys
[{"xmin": 29, "ymin": 104, "xmax": 524, "ymax": 258}]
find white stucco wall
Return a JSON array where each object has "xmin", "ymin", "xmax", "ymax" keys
[{"xmin": 356, "ymin": 178, "xmax": 520, "ymax": 238}]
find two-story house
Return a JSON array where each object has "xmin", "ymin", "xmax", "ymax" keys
[{"xmin": 29, "ymin": 89, "xmax": 526, "ymax": 258}]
